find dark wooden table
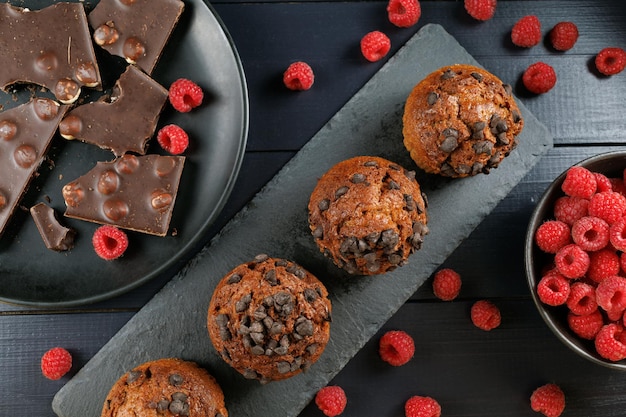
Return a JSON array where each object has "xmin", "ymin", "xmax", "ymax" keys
[{"xmin": 3, "ymin": 0, "xmax": 626, "ymax": 416}]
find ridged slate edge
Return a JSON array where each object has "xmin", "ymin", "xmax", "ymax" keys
[{"xmin": 53, "ymin": 24, "xmax": 552, "ymax": 417}]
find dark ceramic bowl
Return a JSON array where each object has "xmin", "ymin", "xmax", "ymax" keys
[{"xmin": 525, "ymin": 150, "xmax": 626, "ymax": 370}]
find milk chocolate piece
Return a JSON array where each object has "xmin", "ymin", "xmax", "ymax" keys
[
  {"xmin": 59, "ymin": 65, "xmax": 168, "ymax": 157},
  {"xmin": 62, "ymin": 154, "xmax": 185, "ymax": 236},
  {"xmin": 0, "ymin": 3, "xmax": 101, "ymax": 103},
  {"xmin": 89, "ymin": 0, "xmax": 185, "ymax": 75},
  {"xmin": 0, "ymin": 98, "xmax": 68, "ymax": 239},
  {"xmin": 30, "ymin": 203, "xmax": 76, "ymax": 251}
]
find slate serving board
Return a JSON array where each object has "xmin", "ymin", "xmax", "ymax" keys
[{"xmin": 53, "ymin": 24, "xmax": 552, "ymax": 417}]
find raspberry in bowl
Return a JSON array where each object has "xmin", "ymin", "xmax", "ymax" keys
[{"xmin": 525, "ymin": 150, "xmax": 626, "ymax": 370}]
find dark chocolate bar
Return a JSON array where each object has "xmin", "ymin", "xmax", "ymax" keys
[
  {"xmin": 89, "ymin": 0, "xmax": 185, "ymax": 75},
  {"xmin": 58, "ymin": 65, "xmax": 168, "ymax": 157},
  {"xmin": 30, "ymin": 203, "xmax": 76, "ymax": 251},
  {"xmin": 0, "ymin": 3, "xmax": 101, "ymax": 103},
  {"xmin": 0, "ymin": 98, "xmax": 68, "ymax": 238},
  {"xmin": 62, "ymin": 154, "xmax": 185, "ymax": 236}
]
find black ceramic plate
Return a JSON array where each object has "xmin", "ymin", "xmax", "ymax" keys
[{"xmin": 0, "ymin": 0, "xmax": 248, "ymax": 307}]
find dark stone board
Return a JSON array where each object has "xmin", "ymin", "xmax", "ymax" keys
[{"xmin": 53, "ymin": 24, "xmax": 552, "ymax": 417}]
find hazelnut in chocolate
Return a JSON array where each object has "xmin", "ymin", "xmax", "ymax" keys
[
  {"xmin": 89, "ymin": 0, "xmax": 185, "ymax": 75},
  {"xmin": 0, "ymin": 3, "xmax": 101, "ymax": 103},
  {"xmin": 0, "ymin": 98, "xmax": 68, "ymax": 238},
  {"xmin": 62, "ymin": 154, "xmax": 185, "ymax": 236},
  {"xmin": 59, "ymin": 65, "xmax": 168, "ymax": 157},
  {"xmin": 30, "ymin": 203, "xmax": 76, "ymax": 251}
]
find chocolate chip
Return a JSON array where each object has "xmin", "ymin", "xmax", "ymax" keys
[
  {"xmin": 291, "ymin": 356, "xmax": 303, "ymax": 371},
  {"xmin": 277, "ymin": 361, "xmax": 291, "ymax": 374},
  {"xmin": 471, "ymin": 71, "xmax": 483, "ymax": 81},
  {"xmin": 439, "ymin": 135, "xmax": 458, "ymax": 153},
  {"xmin": 235, "ymin": 293, "xmax": 252, "ymax": 312},
  {"xmin": 380, "ymin": 229, "xmax": 399, "ymax": 248},
  {"xmin": 253, "ymin": 306, "xmax": 267, "ymax": 321},
  {"xmin": 169, "ymin": 373, "xmax": 183, "ymax": 386},
  {"xmin": 295, "ymin": 318, "xmax": 314, "ymax": 336},
  {"xmin": 254, "ymin": 253, "xmax": 269, "ymax": 263},
  {"xmin": 472, "ymin": 162, "xmax": 484, "ymax": 175},
  {"xmin": 335, "ymin": 186, "xmax": 349, "ymax": 199},
  {"xmin": 126, "ymin": 370, "xmax": 141, "ymax": 384},
  {"xmin": 441, "ymin": 68, "xmax": 455, "ymax": 80},
  {"xmin": 243, "ymin": 369, "xmax": 258, "ymax": 379},
  {"xmin": 227, "ymin": 274, "xmax": 242, "ymax": 284},
  {"xmin": 404, "ymin": 194, "xmax": 416, "ymax": 211},
  {"xmin": 351, "ymin": 173, "xmax": 366, "ymax": 184},
  {"xmin": 249, "ymin": 321, "xmax": 264, "ymax": 333},
  {"xmin": 304, "ymin": 288, "xmax": 318, "ymax": 302},
  {"xmin": 274, "ymin": 346, "xmax": 288, "ymax": 355},
  {"xmin": 440, "ymin": 163, "xmax": 455, "ymax": 177},
  {"xmin": 456, "ymin": 164, "xmax": 471, "ymax": 175},
  {"xmin": 270, "ymin": 322, "xmax": 284, "ymax": 335},
  {"xmin": 472, "ymin": 140, "xmax": 493, "ymax": 155},
  {"xmin": 503, "ymin": 83, "xmax": 513, "ymax": 95},
  {"xmin": 264, "ymin": 269, "xmax": 278, "ymax": 286},
  {"xmin": 389, "ymin": 164, "xmax": 401, "ymax": 171},
  {"xmin": 405, "ymin": 170, "xmax": 416, "ymax": 181},
  {"xmin": 286, "ymin": 264, "xmax": 306, "ymax": 279},
  {"xmin": 512, "ymin": 109, "xmax": 522, "ymax": 123},
  {"xmin": 172, "ymin": 392, "xmax": 188, "ymax": 402},
  {"xmin": 363, "ymin": 252, "xmax": 380, "ymax": 272},
  {"xmin": 388, "ymin": 180, "xmax": 400, "ymax": 190},
  {"xmin": 388, "ymin": 253, "xmax": 403, "ymax": 265},
  {"xmin": 274, "ymin": 291, "xmax": 292, "ymax": 306},
  {"xmin": 318, "ymin": 198, "xmax": 330, "ymax": 211},
  {"xmin": 364, "ymin": 160, "xmax": 378, "ymax": 167},
  {"xmin": 473, "ymin": 121, "xmax": 486, "ymax": 131},
  {"xmin": 157, "ymin": 400, "xmax": 170, "ymax": 412},
  {"xmin": 442, "ymin": 127, "xmax": 459, "ymax": 138},
  {"xmin": 306, "ymin": 344, "xmax": 318, "ymax": 355},
  {"xmin": 427, "ymin": 91, "xmax": 439, "ymax": 105},
  {"xmin": 496, "ymin": 132, "xmax": 510, "ymax": 145},
  {"xmin": 275, "ymin": 259, "xmax": 288, "ymax": 267},
  {"xmin": 250, "ymin": 332, "xmax": 265, "ymax": 345}
]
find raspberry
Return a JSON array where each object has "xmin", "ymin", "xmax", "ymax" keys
[
  {"xmin": 168, "ymin": 78, "xmax": 203, "ymax": 113},
  {"xmin": 315, "ymin": 386, "xmax": 347, "ymax": 417},
  {"xmin": 157, "ymin": 124, "xmax": 189, "ymax": 155},
  {"xmin": 588, "ymin": 191, "xmax": 626, "ymax": 225},
  {"xmin": 588, "ymin": 248, "xmax": 620, "ymax": 283},
  {"xmin": 567, "ymin": 310, "xmax": 604, "ymax": 340},
  {"xmin": 530, "ymin": 383, "xmax": 565, "ymax": 417},
  {"xmin": 561, "ymin": 166, "xmax": 597, "ymax": 199},
  {"xmin": 404, "ymin": 395, "xmax": 441, "ymax": 417},
  {"xmin": 595, "ymin": 323, "xmax": 626, "ymax": 361},
  {"xmin": 534, "ymin": 220, "xmax": 571, "ymax": 254},
  {"xmin": 283, "ymin": 61, "xmax": 314, "ymax": 91},
  {"xmin": 554, "ymin": 244, "xmax": 589, "ymax": 279},
  {"xmin": 594, "ymin": 173, "xmax": 613, "ymax": 193},
  {"xmin": 609, "ymin": 216, "xmax": 626, "ymax": 251},
  {"xmin": 470, "ymin": 299, "xmax": 501, "ymax": 331},
  {"xmin": 553, "ymin": 196, "xmax": 589, "ymax": 226},
  {"xmin": 596, "ymin": 275, "xmax": 626, "ymax": 315},
  {"xmin": 549, "ymin": 22, "xmax": 579, "ymax": 51},
  {"xmin": 41, "ymin": 347, "xmax": 72, "ymax": 380},
  {"xmin": 595, "ymin": 47, "xmax": 626, "ymax": 76},
  {"xmin": 432, "ymin": 268, "xmax": 462, "ymax": 301},
  {"xmin": 511, "ymin": 15, "xmax": 542, "ymax": 48},
  {"xmin": 360, "ymin": 31, "xmax": 391, "ymax": 62},
  {"xmin": 536, "ymin": 272, "xmax": 570, "ymax": 306},
  {"xmin": 570, "ymin": 216, "xmax": 609, "ymax": 252},
  {"xmin": 463, "ymin": 0, "xmax": 497, "ymax": 21},
  {"xmin": 387, "ymin": 0, "xmax": 421, "ymax": 28},
  {"xmin": 566, "ymin": 281, "xmax": 597, "ymax": 315},
  {"xmin": 92, "ymin": 225, "xmax": 129, "ymax": 260},
  {"xmin": 379, "ymin": 330, "xmax": 415, "ymax": 366},
  {"xmin": 522, "ymin": 62, "xmax": 557, "ymax": 94}
]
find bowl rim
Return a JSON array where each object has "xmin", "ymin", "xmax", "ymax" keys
[{"xmin": 525, "ymin": 150, "xmax": 626, "ymax": 370}]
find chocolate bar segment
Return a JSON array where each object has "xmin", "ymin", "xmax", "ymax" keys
[
  {"xmin": 62, "ymin": 154, "xmax": 185, "ymax": 236},
  {"xmin": 0, "ymin": 3, "xmax": 101, "ymax": 103},
  {"xmin": 30, "ymin": 203, "xmax": 76, "ymax": 251},
  {"xmin": 89, "ymin": 0, "xmax": 185, "ymax": 75},
  {"xmin": 0, "ymin": 98, "xmax": 68, "ymax": 238},
  {"xmin": 59, "ymin": 65, "xmax": 168, "ymax": 157}
]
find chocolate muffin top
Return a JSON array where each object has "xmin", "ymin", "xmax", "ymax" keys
[
  {"xmin": 402, "ymin": 64, "xmax": 524, "ymax": 178},
  {"xmin": 207, "ymin": 254, "xmax": 332, "ymax": 383},
  {"xmin": 100, "ymin": 358, "xmax": 228, "ymax": 417},
  {"xmin": 308, "ymin": 156, "xmax": 429, "ymax": 275}
]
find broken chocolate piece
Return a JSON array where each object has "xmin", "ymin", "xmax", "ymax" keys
[
  {"xmin": 30, "ymin": 203, "xmax": 76, "ymax": 251},
  {"xmin": 62, "ymin": 154, "xmax": 185, "ymax": 236},
  {"xmin": 0, "ymin": 98, "xmax": 68, "ymax": 239},
  {"xmin": 0, "ymin": 3, "xmax": 101, "ymax": 103},
  {"xmin": 59, "ymin": 65, "xmax": 168, "ymax": 157},
  {"xmin": 88, "ymin": 0, "xmax": 185, "ymax": 75}
]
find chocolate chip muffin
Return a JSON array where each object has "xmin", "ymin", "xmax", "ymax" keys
[
  {"xmin": 308, "ymin": 156, "xmax": 429, "ymax": 275},
  {"xmin": 100, "ymin": 358, "xmax": 228, "ymax": 417},
  {"xmin": 402, "ymin": 64, "xmax": 524, "ymax": 178},
  {"xmin": 207, "ymin": 254, "xmax": 332, "ymax": 383}
]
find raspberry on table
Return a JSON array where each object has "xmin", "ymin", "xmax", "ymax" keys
[
  {"xmin": 432, "ymin": 268, "xmax": 462, "ymax": 301},
  {"xmin": 511, "ymin": 15, "xmax": 542, "ymax": 48},
  {"xmin": 470, "ymin": 299, "xmax": 501, "ymax": 331},
  {"xmin": 387, "ymin": 0, "xmax": 421, "ymax": 28},
  {"xmin": 588, "ymin": 191, "xmax": 626, "ymax": 225},
  {"xmin": 168, "ymin": 78, "xmax": 204, "ymax": 113},
  {"xmin": 283, "ymin": 61, "xmax": 315, "ymax": 91},
  {"xmin": 536, "ymin": 272, "xmax": 570, "ymax": 307},
  {"xmin": 315, "ymin": 386, "xmax": 347, "ymax": 417},
  {"xmin": 534, "ymin": 220, "xmax": 572, "ymax": 254},
  {"xmin": 404, "ymin": 395, "xmax": 441, "ymax": 417},
  {"xmin": 157, "ymin": 124, "xmax": 189, "ymax": 155},
  {"xmin": 595, "ymin": 47, "xmax": 626, "ymax": 76},
  {"xmin": 595, "ymin": 275, "xmax": 626, "ymax": 315},
  {"xmin": 561, "ymin": 166, "xmax": 597, "ymax": 199},
  {"xmin": 595, "ymin": 323, "xmax": 626, "ymax": 361},
  {"xmin": 522, "ymin": 62, "xmax": 557, "ymax": 94},
  {"xmin": 549, "ymin": 22, "xmax": 579, "ymax": 51},
  {"xmin": 530, "ymin": 383, "xmax": 565, "ymax": 417},
  {"xmin": 566, "ymin": 281, "xmax": 597, "ymax": 316},
  {"xmin": 570, "ymin": 216, "xmax": 609, "ymax": 252},
  {"xmin": 567, "ymin": 310, "xmax": 604, "ymax": 340},
  {"xmin": 92, "ymin": 225, "xmax": 129, "ymax": 260},
  {"xmin": 553, "ymin": 196, "xmax": 589, "ymax": 226},
  {"xmin": 41, "ymin": 347, "xmax": 72, "ymax": 380},
  {"xmin": 554, "ymin": 243, "xmax": 589, "ymax": 279},
  {"xmin": 379, "ymin": 330, "xmax": 415, "ymax": 366},
  {"xmin": 360, "ymin": 31, "xmax": 391, "ymax": 62},
  {"xmin": 609, "ymin": 216, "xmax": 626, "ymax": 251},
  {"xmin": 587, "ymin": 248, "xmax": 620, "ymax": 283},
  {"xmin": 463, "ymin": 0, "xmax": 497, "ymax": 21}
]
